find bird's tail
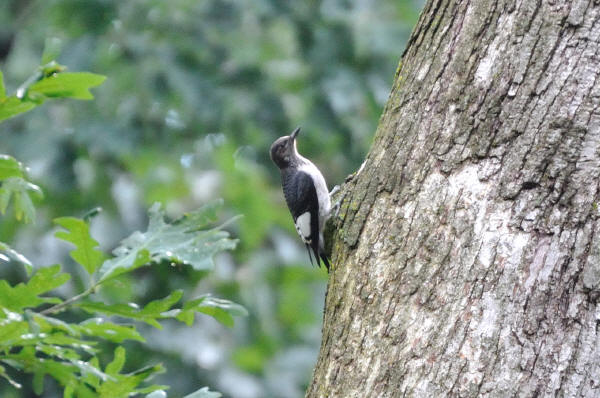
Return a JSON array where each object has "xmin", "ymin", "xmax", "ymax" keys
[
  {"xmin": 320, "ymin": 252, "xmax": 331, "ymax": 272},
  {"xmin": 305, "ymin": 244, "xmax": 315, "ymax": 267},
  {"xmin": 310, "ymin": 240, "xmax": 330, "ymax": 272},
  {"xmin": 305, "ymin": 240, "xmax": 330, "ymax": 272}
]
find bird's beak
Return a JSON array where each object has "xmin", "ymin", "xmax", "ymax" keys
[{"xmin": 290, "ymin": 127, "xmax": 301, "ymax": 140}]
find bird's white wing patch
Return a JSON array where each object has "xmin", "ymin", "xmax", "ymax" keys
[{"xmin": 295, "ymin": 212, "xmax": 311, "ymax": 243}]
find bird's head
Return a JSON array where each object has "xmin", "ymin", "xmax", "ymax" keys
[{"xmin": 270, "ymin": 127, "xmax": 300, "ymax": 169}]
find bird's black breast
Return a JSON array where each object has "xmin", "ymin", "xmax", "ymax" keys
[
  {"xmin": 281, "ymin": 168, "xmax": 318, "ymax": 220},
  {"xmin": 280, "ymin": 166, "xmax": 329, "ymax": 270}
]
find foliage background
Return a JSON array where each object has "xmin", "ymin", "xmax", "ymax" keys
[{"xmin": 0, "ymin": 0, "xmax": 423, "ymax": 396}]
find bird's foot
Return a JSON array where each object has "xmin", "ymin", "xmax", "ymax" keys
[
  {"xmin": 332, "ymin": 199, "xmax": 342, "ymax": 219},
  {"xmin": 329, "ymin": 185, "xmax": 340, "ymax": 197},
  {"xmin": 329, "ymin": 185, "xmax": 342, "ymax": 218}
]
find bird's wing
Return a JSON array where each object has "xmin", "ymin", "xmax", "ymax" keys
[{"xmin": 282, "ymin": 171, "xmax": 322, "ymax": 266}]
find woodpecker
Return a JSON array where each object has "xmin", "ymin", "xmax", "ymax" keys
[{"xmin": 270, "ymin": 127, "xmax": 331, "ymax": 270}]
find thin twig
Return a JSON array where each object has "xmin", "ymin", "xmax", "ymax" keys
[{"xmin": 39, "ymin": 285, "xmax": 97, "ymax": 315}]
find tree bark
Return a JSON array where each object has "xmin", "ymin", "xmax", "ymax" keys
[{"xmin": 308, "ymin": 0, "xmax": 600, "ymax": 397}]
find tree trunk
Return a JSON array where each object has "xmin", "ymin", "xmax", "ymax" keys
[{"xmin": 308, "ymin": 1, "xmax": 600, "ymax": 397}]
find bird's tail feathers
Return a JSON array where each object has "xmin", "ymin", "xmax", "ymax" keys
[
  {"xmin": 310, "ymin": 241, "xmax": 330, "ymax": 272},
  {"xmin": 320, "ymin": 252, "xmax": 331, "ymax": 272},
  {"xmin": 317, "ymin": 237, "xmax": 330, "ymax": 272},
  {"xmin": 305, "ymin": 244, "xmax": 315, "ymax": 267},
  {"xmin": 302, "ymin": 240, "xmax": 330, "ymax": 272}
]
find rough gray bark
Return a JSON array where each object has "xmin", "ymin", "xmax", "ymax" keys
[{"xmin": 308, "ymin": 0, "xmax": 600, "ymax": 397}]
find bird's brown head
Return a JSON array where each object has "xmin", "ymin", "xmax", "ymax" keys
[{"xmin": 270, "ymin": 127, "xmax": 300, "ymax": 169}]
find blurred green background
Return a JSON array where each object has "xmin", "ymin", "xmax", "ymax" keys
[{"xmin": 0, "ymin": 0, "xmax": 423, "ymax": 397}]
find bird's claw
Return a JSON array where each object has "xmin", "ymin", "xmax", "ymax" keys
[
  {"xmin": 329, "ymin": 185, "xmax": 340, "ymax": 197},
  {"xmin": 332, "ymin": 199, "xmax": 341, "ymax": 218}
]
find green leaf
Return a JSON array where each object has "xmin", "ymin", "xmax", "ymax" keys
[
  {"xmin": 98, "ymin": 201, "xmax": 238, "ymax": 282},
  {"xmin": 197, "ymin": 307, "xmax": 233, "ymax": 328},
  {"xmin": 79, "ymin": 291, "xmax": 183, "ymax": 329},
  {"xmin": 0, "ymin": 158, "xmax": 41, "ymax": 224},
  {"xmin": 81, "ymin": 357, "xmax": 101, "ymax": 390},
  {"xmin": 176, "ymin": 295, "xmax": 248, "ymax": 328},
  {"xmin": 0, "ymin": 155, "xmax": 24, "ymax": 179},
  {"xmin": 78, "ymin": 301, "xmax": 157, "ymax": 327},
  {"xmin": 0, "ymin": 65, "xmax": 106, "ymax": 123},
  {"xmin": 33, "ymin": 368, "xmax": 45, "ymax": 394},
  {"xmin": 37, "ymin": 361, "xmax": 77, "ymax": 392},
  {"xmin": 100, "ymin": 248, "xmax": 151, "ymax": 282},
  {"xmin": 28, "ymin": 264, "xmax": 71, "ymax": 295},
  {"xmin": 41, "ymin": 335, "xmax": 97, "ymax": 356},
  {"xmin": 79, "ymin": 291, "xmax": 246, "ymax": 329},
  {"xmin": 0, "ymin": 265, "xmax": 69, "ymax": 312},
  {"xmin": 3, "ymin": 347, "xmax": 96, "ymax": 397},
  {"xmin": 97, "ymin": 351, "xmax": 165, "ymax": 398},
  {"xmin": 32, "ymin": 312, "xmax": 79, "ymax": 336},
  {"xmin": 37, "ymin": 343, "xmax": 82, "ymax": 361},
  {"xmin": 64, "ymin": 384, "xmax": 74, "ymax": 398},
  {"xmin": 0, "ymin": 241, "xmax": 33, "ymax": 275},
  {"xmin": 77, "ymin": 318, "xmax": 144, "ymax": 343},
  {"xmin": 0, "ymin": 176, "xmax": 43, "ymax": 223},
  {"xmin": 71, "ymin": 359, "xmax": 113, "ymax": 383},
  {"xmin": 0, "ymin": 319, "xmax": 28, "ymax": 346},
  {"xmin": 0, "ymin": 280, "xmax": 49, "ymax": 312},
  {"xmin": 14, "ymin": 187, "xmax": 35, "ymax": 221},
  {"xmin": 54, "ymin": 217, "xmax": 105, "ymax": 275},
  {"xmin": 29, "ymin": 72, "xmax": 106, "ymax": 100},
  {"xmin": 105, "ymin": 346, "xmax": 126, "ymax": 375},
  {"xmin": 183, "ymin": 387, "xmax": 222, "ymax": 398},
  {"xmin": 0, "ymin": 96, "xmax": 37, "ymax": 122},
  {"xmin": 141, "ymin": 290, "xmax": 183, "ymax": 317}
]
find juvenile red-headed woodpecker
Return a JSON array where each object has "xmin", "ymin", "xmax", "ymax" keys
[{"xmin": 270, "ymin": 127, "xmax": 331, "ymax": 270}]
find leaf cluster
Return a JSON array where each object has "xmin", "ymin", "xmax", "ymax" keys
[
  {"xmin": 0, "ymin": 155, "xmax": 42, "ymax": 224},
  {"xmin": 0, "ymin": 60, "xmax": 239, "ymax": 397},
  {"xmin": 0, "ymin": 59, "xmax": 103, "ymax": 224},
  {"xmin": 1, "ymin": 202, "xmax": 242, "ymax": 397},
  {"xmin": 0, "ymin": 62, "xmax": 105, "ymax": 123}
]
